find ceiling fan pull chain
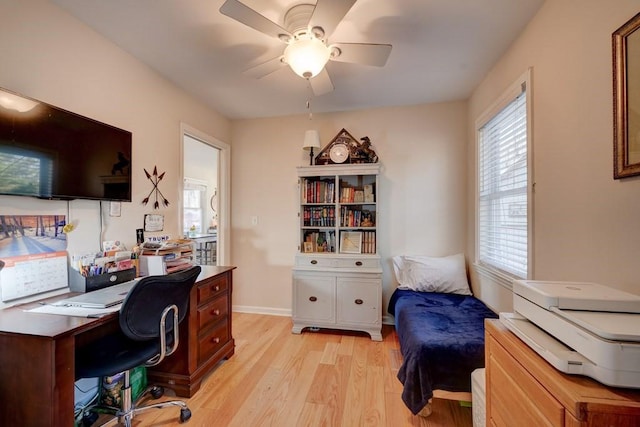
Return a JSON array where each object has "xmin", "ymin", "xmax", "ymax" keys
[{"xmin": 306, "ymin": 81, "xmax": 314, "ymax": 120}]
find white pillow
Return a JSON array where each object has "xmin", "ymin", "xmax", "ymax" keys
[{"xmin": 392, "ymin": 253, "xmax": 472, "ymax": 295}]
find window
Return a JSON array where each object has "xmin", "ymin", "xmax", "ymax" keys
[
  {"xmin": 183, "ymin": 178, "xmax": 207, "ymax": 235},
  {"xmin": 476, "ymin": 70, "xmax": 532, "ymax": 279}
]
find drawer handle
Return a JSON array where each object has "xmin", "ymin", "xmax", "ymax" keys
[
  {"xmin": 310, "ymin": 259, "xmax": 318, "ymax": 265},
  {"xmin": 211, "ymin": 285, "xmax": 220, "ymax": 292},
  {"xmin": 309, "ymin": 296, "xmax": 318, "ymax": 302},
  {"xmin": 355, "ymin": 261, "xmax": 363, "ymax": 266},
  {"xmin": 211, "ymin": 309, "xmax": 220, "ymax": 316},
  {"xmin": 212, "ymin": 337, "xmax": 220, "ymax": 344},
  {"xmin": 354, "ymin": 299, "xmax": 363, "ymax": 305}
]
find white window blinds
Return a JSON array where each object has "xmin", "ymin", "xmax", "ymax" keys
[{"xmin": 478, "ymin": 81, "xmax": 529, "ymax": 278}]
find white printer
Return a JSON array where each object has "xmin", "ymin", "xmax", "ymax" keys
[{"xmin": 500, "ymin": 280, "xmax": 640, "ymax": 388}]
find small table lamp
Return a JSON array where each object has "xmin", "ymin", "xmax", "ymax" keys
[{"xmin": 303, "ymin": 130, "xmax": 321, "ymax": 165}]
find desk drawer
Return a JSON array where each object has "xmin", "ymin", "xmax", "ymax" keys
[
  {"xmin": 197, "ymin": 274, "xmax": 228, "ymax": 304},
  {"xmin": 197, "ymin": 295, "xmax": 228, "ymax": 330},
  {"xmin": 295, "ymin": 255, "xmax": 379, "ymax": 269},
  {"xmin": 198, "ymin": 319, "xmax": 229, "ymax": 365},
  {"xmin": 334, "ymin": 258, "xmax": 379, "ymax": 269}
]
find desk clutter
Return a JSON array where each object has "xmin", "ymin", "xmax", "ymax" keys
[
  {"xmin": 71, "ymin": 238, "xmax": 196, "ymax": 283},
  {"xmin": 138, "ymin": 239, "xmax": 195, "ymax": 275},
  {"xmin": 1, "ymin": 236, "xmax": 201, "ymax": 311}
]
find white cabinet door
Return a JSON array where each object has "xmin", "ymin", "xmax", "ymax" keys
[
  {"xmin": 336, "ymin": 277, "xmax": 381, "ymax": 326},
  {"xmin": 293, "ymin": 273, "xmax": 336, "ymax": 324}
]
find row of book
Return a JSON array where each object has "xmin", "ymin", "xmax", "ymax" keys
[
  {"xmin": 301, "ymin": 178, "xmax": 376, "ymax": 205},
  {"xmin": 301, "ymin": 178, "xmax": 335, "ymax": 204},
  {"xmin": 359, "ymin": 231, "xmax": 377, "ymax": 254},
  {"xmin": 339, "ymin": 184, "xmax": 375, "ymax": 204},
  {"xmin": 303, "ymin": 230, "xmax": 336, "ymax": 253},
  {"xmin": 303, "ymin": 206, "xmax": 336, "ymax": 227},
  {"xmin": 340, "ymin": 207, "xmax": 375, "ymax": 228}
]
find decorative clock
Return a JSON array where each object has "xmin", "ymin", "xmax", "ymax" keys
[
  {"xmin": 329, "ymin": 142, "xmax": 350, "ymax": 163},
  {"xmin": 315, "ymin": 128, "xmax": 379, "ymax": 165}
]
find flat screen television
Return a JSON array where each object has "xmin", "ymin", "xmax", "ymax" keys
[{"xmin": 0, "ymin": 87, "xmax": 132, "ymax": 201}]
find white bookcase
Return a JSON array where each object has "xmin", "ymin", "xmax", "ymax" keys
[{"xmin": 292, "ymin": 164, "xmax": 382, "ymax": 341}]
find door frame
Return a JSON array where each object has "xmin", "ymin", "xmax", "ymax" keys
[{"xmin": 180, "ymin": 123, "xmax": 230, "ymax": 266}]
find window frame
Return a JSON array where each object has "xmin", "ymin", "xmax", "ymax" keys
[{"xmin": 475, "ymin": 68, "xmax": 534, "ymax": 281}]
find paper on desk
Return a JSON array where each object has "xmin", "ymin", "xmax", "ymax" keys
[{"xmin": 26, "ymin": 304, "xmax": 121, "ymax": 317}]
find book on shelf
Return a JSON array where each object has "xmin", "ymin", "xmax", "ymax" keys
[
  {"xmin": 303, "ymin": 206, "xmax": 335, "ymax": 227},
  {"xmin": 340, "ymin": 187, "xmax": 355, "ymax": 203},
  {"xmin": 361, "ymin": 231, "xmax": 376, "ymax": 254},
  {"xmin": 301, "ymin": 178, "xmax": 335, "ymax": 204},
  {"xmin": 339, "ymin": 207, "xmax": 375, "ymax": 227}
]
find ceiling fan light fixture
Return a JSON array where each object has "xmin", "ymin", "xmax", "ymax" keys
[{"xmin": 284, "ymin": 36, "xmax": 330, "ymax": 79}]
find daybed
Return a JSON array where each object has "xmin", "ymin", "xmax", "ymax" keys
[{"xmin": 388, "ymin": 254, "xmax": 498, "ymax": 416}]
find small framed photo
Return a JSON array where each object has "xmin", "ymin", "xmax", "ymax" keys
[
  {"xmin": 303, "ymin": 242, "xmax": 314, "ymax": 253},
  {"xmin": 353, "ymin": 190, "xmax": 364, "ymax": 203},
  {"xmin": 340, "ymin": 231, "xmax": 362, "ymax": 254},
  {"xmin": 144, "ymin": 214, "xmax": 164, "ymax": 232}
]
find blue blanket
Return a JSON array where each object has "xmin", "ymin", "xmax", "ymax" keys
[{"xmin": 388, "ymin": 289, "xmax": 497, "ymax": 414}]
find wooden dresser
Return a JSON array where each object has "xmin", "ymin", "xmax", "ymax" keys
[
  {"xmin": 147, "ymin": 265, "xmax": 235, "ymax": 397},
  {"xmin": 485, "ymin": 319, "xmax": 640, "ymax": 426}
]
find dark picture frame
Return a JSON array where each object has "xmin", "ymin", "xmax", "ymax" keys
[{"xmin": 613, "ymin": 12, "xmax": 640, "ymax": 179}]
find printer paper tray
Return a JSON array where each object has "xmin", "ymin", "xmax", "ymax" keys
[
  {"xmin": 499, "ymin": 313, "xmax": 640, "ymax": 389},
  {"xmin": 499, "ymin": 313, "xmax": 591, "ymax": 373}
]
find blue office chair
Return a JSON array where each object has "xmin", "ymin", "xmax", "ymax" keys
[{"xmin": 75, "ymin": 265, "xmax": 202, "ymax": 426}]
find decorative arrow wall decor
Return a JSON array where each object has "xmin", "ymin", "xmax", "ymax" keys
[{"xmin": 142, "ymin": 166, "xmax": 169, "ymax": 209}]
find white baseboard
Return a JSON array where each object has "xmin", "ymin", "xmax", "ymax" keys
[
  {"xmin": 382, "ymin": 314, "xmax": 394, "ymax": 325},
  {"xmin": 232, "ymin": 305, "xmax": 291, "ymax": 317}
]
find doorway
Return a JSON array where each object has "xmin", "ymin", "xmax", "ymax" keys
[{"xmin": 181, "ymin": 124, "xmax": 230, "ymax": 266}]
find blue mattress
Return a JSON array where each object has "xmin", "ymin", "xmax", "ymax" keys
[{"xmin": 388, "ymin": 288, "xmax": 497, "ymax": 414}]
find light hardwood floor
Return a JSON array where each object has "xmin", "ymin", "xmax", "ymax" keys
[{"xmin": 126, "ymin": 312, "xmax": 473, "ymax": 426}]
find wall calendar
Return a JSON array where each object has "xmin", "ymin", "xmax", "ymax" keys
[{"xmin": 0, "ymin": 251, "xmax": 69, "ymax": 302}]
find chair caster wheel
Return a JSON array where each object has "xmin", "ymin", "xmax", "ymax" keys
[
  {"xmin": 180, "ymin": 407, "xmax": 192, "ymax": 422},
  {"xmin": 150, "ymin": 386, "xmax": 164, "ymax": 399},
  {"xmin": 82, "ymin": 411, "xmax": 99, "ymax": 426}
]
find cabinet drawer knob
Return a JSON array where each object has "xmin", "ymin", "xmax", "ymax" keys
[
  {"xmin": 354, "ymin": 299, "xmax": 363, "ymax": 305},
  {"xmin": 355, "ymin": 261, "xmax": 363, "ymax": 266},
  {"xmin": 211, "ymin": 285, "xmax": 220, "ymax": 292},
  {"xmin": 212, "ymin": 337, "xmax": 220, "ymax": 344},
  {"xmin": 309, "ymin": 296, "xmax": 318, "ymax": 302},
  {"xmin": 211, "ymin": 309, "xmax": 220, "ymax": 316},
  {"xmin": 310, "ymin": 259, "xmax": 318, "ymax": 265}
]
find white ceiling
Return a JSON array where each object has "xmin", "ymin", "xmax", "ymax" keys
[{"xmin": 52, "ymin": 0, "xmax": 544, "ymax": 120}]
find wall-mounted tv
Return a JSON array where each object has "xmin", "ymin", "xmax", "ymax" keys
[{"xmin": 0, "ymin": 87, "xmax": 132, "ymax": 201}]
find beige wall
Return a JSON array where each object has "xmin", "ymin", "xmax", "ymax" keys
[
  {"xmin": 467, "ymin": 0, "xmax": 640, "ymax": 311},
  {"xmin": 9, "ymin": 0, "xmax": 639, "ymax": 319},
  {"xmin": 0, "ymin": 0, "xmax": 230, "ymax": 256},
  {"xmin": 230, "ymin": 102, "xmax": 468, "ymax": 315}
]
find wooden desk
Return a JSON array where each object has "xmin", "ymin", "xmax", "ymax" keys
[
  {"xmin": 0, "ymin": 265, "xmax": 235, "ymax": 426},
  {"xmin": 485, "ymin": 319, "xmax": 640, "ymax": 426}
]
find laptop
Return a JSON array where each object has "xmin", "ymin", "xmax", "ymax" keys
[{"xmin": 55, "ymin": 279, "xmax": 138, "ymax": 309}]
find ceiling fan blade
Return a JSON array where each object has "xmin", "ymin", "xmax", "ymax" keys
[
  {"xmin": 243, "ymin": 56, "xmax": 287, "ymax": 79},
  {"xmin": 309, "ymin": 0, "xmax": 357, "ymax": 39},
  {"xmin": 220, "ymin": 0, "xmax": 291, "ymax": 40},
  {"xmin": 330, "ymin": 43, "xmax": 392, "ymax": 67},
  {"xmin": 309, "ymin": 68, "xmax": 334, "ymax": 96}
]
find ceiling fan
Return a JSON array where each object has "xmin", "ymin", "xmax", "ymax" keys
[{"xmin": 219, "ymin": 0, "xmax": 392, "ymax": 95}]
